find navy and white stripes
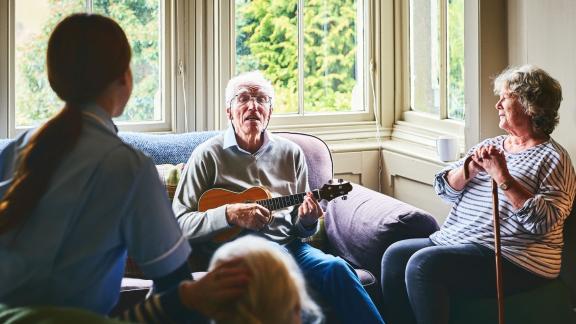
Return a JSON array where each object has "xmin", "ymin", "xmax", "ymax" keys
[{"xmin": 431, "ymin": 135, "xmax": 576, "ymax": 278}]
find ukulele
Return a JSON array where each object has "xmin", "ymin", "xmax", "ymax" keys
[{"xmin": 198, "ymin": 179, "xmax": 353, "ymax": 243}]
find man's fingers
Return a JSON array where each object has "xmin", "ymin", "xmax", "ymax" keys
[
  {"xmin": 306, "ymin": 195, "xmax": 321, "ymax": 210},
  {"xmin": 255, "ymin": 204, "xmax": 270, "ymax": 214},
  {"xmin": 300, "ymin": 202, "xmax": 309, "ymax": 216}
]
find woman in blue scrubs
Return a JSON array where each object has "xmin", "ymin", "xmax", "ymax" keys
[{"xmin": 0, "ymin": 14, "xmax": 248, "ymax": 323}]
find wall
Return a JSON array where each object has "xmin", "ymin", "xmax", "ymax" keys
[
  {"xmin": 508, "ymin": 0, "xmax": 576, "ymax": 161},
  {"xmin": 331, "ymin": 142, "xmax": 452, "ymax": 224}
]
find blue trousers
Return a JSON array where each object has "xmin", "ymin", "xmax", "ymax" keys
[
  {"xmin": 286, "ymin": 240, "xmax": 384, "ymax": 324},
  {"xmin": 380, "ymin": 238, "xmax": 550, "ymax": 324}
]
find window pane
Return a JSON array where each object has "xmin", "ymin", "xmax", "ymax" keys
[
  {"xmin": 15, "ymin": 0, "xmax": 85, "ymax": 127},
  {"xmin": 234, "ymin": 0, "xmax": 364, "ymax": 115},
  {"xmin": 409, "ymin": 0, "xmax": 440, "ymax": 115},
  {"xmin": 303, "ymin": 0, "xmax": 364, "ymax": 113},
  {"xmin": 235, "ymin": 0, "xmax": 298, "ymax": 114},
  {"xmin": 447, "ymin": 0, "xmax": 464, "ymax": 120},
  {"xmin": 93, "ymin": 0, "xmax": 162, "ymax": 123},
  {"xmin": 14, "ymin": 0, "xmax": 162, "ymax": 128}
]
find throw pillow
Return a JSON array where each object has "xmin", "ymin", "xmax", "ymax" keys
[
  {"xmin": 324, "ymin": 184, "xmax": 440, "ymax": 280},
  {"xmin": 155, "ymin": 163, "xmax": 184, "ymax": 201}
]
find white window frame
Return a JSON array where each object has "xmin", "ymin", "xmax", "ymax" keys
[
  {"xmin": 0, "ymin": 0, "xmax": 175, "ymax": 137},
  {"xmin": 392, "ymin": 0, "xmax": 465, "ymax": 148},
  {"xmin": 214, "ymin": 0, "xmax": 387, "ymax": 139},
  {"xmin": 0, "ymin": 0, "xmax": 8, "ymax": 138}
]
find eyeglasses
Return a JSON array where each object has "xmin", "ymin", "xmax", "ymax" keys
[{"xmin": 231, "ymin": 92, "xmax": 271, "ymax": 108}]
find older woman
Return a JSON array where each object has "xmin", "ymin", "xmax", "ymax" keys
[{"xmin": 381, "ymin": 65, "xmax": 576, "ymax": 324}]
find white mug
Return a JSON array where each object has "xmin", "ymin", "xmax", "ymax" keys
[{"xmin": 436, "ymin": 136, "xmax": 459, "ymax": 162}]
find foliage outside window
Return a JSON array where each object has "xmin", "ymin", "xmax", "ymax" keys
[
  {"xmin": 14, "ymin": 0, "xmax": 162, "ymax": 128},
  {"xmin": 409, "ymin": 0, "xmax": 464, "ymax": 120},
  {"xmin": 234, "ymin": 0, "xmax": 365, "ymax": 115}
]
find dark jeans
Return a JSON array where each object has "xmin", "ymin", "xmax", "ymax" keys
[
  {"xmin": 286, "ymin": 240, "xmax": 385, "ymax": 324},
  {"xmin": 380, "ymin": 238, "xmax": 550, "ymax": 324}
]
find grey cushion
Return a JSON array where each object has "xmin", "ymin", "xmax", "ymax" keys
[{"xmin": 324, "ymin": 184, "xmax": 439, "ymax": 280}]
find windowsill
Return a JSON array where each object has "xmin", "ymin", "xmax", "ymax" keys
[
  {"xmin": 379, "ymin": 138, "xmax": 451, "ymax": 166},
  {"xmin": 267, "ymin": 120, "xmax": 392, "ymax": 144},
  {"xmin": 327, "ymin": 136, "xmax": 455, "ymax": 166}
]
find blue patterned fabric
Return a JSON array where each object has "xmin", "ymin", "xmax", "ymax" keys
[
  {"xmin": 118, "ymin": 131, "xmax": 221, "ymax": 165},
  {"xmin": 0, "ymin": 139, "xmax": 11, "ymax": 153}
]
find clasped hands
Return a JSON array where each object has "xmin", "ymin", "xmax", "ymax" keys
[
  {"xmin": 225, "ymin": 192, "xmax": 323, "ymax": 230},
  {"xmin": 467, "ymin": 145, "xmax": 510, "ymax": 183}
]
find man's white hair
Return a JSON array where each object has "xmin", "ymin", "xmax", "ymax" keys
[{"xmin": 225, "ymin": 71, "xmax": 275, "ymax": 108}]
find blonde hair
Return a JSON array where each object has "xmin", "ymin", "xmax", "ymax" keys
[{"xmin": 209, "ymin": 236, "xmax": 323, "ymax": 324}]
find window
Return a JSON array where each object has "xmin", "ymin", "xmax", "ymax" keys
[
  {"xmin": 1, "ymin": 0, "xmax": 390, "ymax": 137},
  {"xmin": 10, "ymin": 0, "xmax": 170, "ymax": 133},
  {"xmin": 233, "ymin": 0, "xmax": 369, "ymax": 120},
  {"xmin": 408, "ymin": 0, "xmax": 464, "ymax": 121}
]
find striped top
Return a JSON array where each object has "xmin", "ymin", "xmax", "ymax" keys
[
  {"xmin": 431, "ymin": 135, "xmax": 576, "ymax": 278},
  {"xmin": 118, "ymin": 287, "xmax": 206, "ymax": 323}
]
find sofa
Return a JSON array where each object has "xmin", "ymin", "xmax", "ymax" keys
[{"xmin": 1, "ymin": 130, "xmax": 574, "ymax": 323}]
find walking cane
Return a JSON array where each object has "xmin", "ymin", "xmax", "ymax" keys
[{"xmin": 464, "ymin": 156, "xmax": 505, "ymax": 324}]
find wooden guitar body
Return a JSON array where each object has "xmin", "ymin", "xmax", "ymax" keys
[
  {"xmin": 198, "ymin": 187, "xmax": 271, "ymax": 212},
  {"xmin": 199, "ymin": 187, "xmax": 272, "ymax": 243}
]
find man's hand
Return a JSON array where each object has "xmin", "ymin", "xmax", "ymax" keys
[
  {"xmin": 298, "ymin": 192, "xmax": 323, "ymax": 227},
  {"xmin": 179, "ymin": 258, "xmax": 250, "ymax": 320},
  {"xmin": 225, "ymin": 203, "xmax": 271, "ymax": 230}
]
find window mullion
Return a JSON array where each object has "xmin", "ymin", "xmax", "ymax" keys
[
  {"xmin": 2, "ymin": 0, "xmax": 11, "ymax": 138},
  {"xmin": 297, "ymin": 0, "xmax": 304, "ymax": 116},
  {"xmin": 86, "ymin": 0, "xmax": 93, "ymax": 13},
  {"xmin": 439, "ymin": 0, "xmax": 448, "ymax": 119}
]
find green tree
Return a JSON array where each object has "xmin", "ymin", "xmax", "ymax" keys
[
  {"xmin": 15, "ymin": 0, "xmax": 160, "ymax": 127},
  {"xmin": 235, "ymin": 0, "xmax": 360, "ymax": 114},
  {"xmin": 448, "ymin": 0, "xmax": 464, "ymax": 120}
]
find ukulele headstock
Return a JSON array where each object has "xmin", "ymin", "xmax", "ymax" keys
[{"xmin": 318, "ymin": 179, "xmax": 353, "ymax": 201}]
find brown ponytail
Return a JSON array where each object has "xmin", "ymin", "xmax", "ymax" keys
[{"xmin": 0, "ymin": 14, "xmax": 131, "ymax": 233}]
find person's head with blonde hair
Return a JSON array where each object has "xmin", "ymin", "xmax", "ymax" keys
[{"xmin": 209, "ymin": 236, "xmax": 323, "ymax": 324}]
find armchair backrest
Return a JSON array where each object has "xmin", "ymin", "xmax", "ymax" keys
[{"xmin": 274, "ymin": 132, "xmax": 333, "ymax": 191}]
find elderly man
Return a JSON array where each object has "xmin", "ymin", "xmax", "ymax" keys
[{"xmin": 173, "ymin": 71, "xmax": 384, "ymax": 323}]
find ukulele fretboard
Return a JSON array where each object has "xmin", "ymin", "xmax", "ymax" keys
[{"xmin": 256, "ymin": 190, "xmax": 320, "ymax": 211}]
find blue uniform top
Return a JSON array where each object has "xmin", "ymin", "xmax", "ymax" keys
[{"xmin": 0, "ymin": 104, "xmax": 191, "ymax": 314}]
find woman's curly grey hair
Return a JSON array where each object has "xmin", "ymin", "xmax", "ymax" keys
[{"xmin": 493, "ymin": 65, "xmax": 562, "ymax": 136}]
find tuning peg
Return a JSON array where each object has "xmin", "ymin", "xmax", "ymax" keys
[
  {"xmin": 342, "ymin": 195, "xmax": 347, "ymax": 200},
  {"xmin": 338, "ymin": 179, "xmax": 343, "ymax": 183},
  {"xmin": 328, "ymin": 179, "xmax": 333, "ymax": 184}
]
